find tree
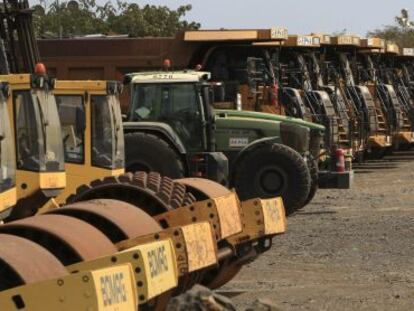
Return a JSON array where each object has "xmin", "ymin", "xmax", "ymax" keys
[
  {"xmin": 33, "ymin": 1, "xmax": 200, "ymax": 38},
  {"xmin": 368, "ymin": 9, "xmax": 414, "ymax": 47}
]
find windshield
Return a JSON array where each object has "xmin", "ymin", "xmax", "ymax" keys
[
  {"xmin": 0, "ymin": 94, "xmax": 15, "ymax": 192},
  {"xmin": 131, "ymin": 83, "xmax": 205, "ymax": 151},
  {"xmin": 14, "ymin": 90, "xmax": 64, "ymax": 172},
  {"xmin": 91, "ymin": 95, "xmax": 124, "ymax": 169},
  {"xmin": 56, "ymin": 95, "xmax": 85, "ymax": 164}
]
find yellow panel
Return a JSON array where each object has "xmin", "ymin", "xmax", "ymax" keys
[
  {"xmin": 68, "ymin": 239, "xmax": 178, "ymax": 304},
  {"xmin": 55, "ymin": 80, "xmax": 108, "ymax": 92},
  {"xmin": 0, "ymin": 265, "xmax": 137, "ymax": 311},
  {"xmin": 16, "ymin": 170, "xmax": 41, "ymax": 202},
  {"xmin": 185, "ymin": 30, "xmax": 261, "ymax": 41},
  {"xmin": 39, "ymin": 171, "xmax": 66, "ymax": 189},
  {"xmin": 184, "ymin": 28, "xmax": 287, "ymax": 42},
  {"xmin": 138, "ymin": 240, "xmax": 178, "ymax": 299},
  {"xmin": 213, "ymin": 193, "xmax": 243, "ymax": 238},
  {"xmin": 386, "ymin": 43, "xmax": 400, "ymax": 54},
  {"xmin": 91, "ymin": 265, "xmax": 138, "ymax": 310},
  {"xmin": 180, "ymin": 222, "xmax": 217, "ymax": 272},
  {"xmin": 332, "ymin": 35, "xmax": 361, "ymax": 46},
  {"xmin": 0, "ymin": 187, "xmax": 16, "ymax": 213},
  {"xmin": 262, "ymin": 197, "xmax": 287, "ymax": 235}
]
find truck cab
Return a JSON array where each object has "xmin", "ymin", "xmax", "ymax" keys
[
  {"xmin": 0, "ymin": 82, "xmax": 16, "ymax": 216},
  {"xmin": 53, "ymin": 80, "xmax": 125, "ymax": 204},
  {"xmin": 0, "ymin": 73, "xmax": 66, "ymax": 220}
]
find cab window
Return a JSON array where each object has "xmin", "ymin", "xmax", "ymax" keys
[
  {"xmin": 14, "ymin": 91, "xmax": 42, "ymax": 171},
  {"xmin": 132, "ymin": 83, "xmax": 204, "ymax": 151},
  {"xmin": 56, "ymin": 95, "xmax": 85, "ymax": 164},
  {"xmin": 91, "ymin": 95, "xmax": 114, "ymax": 169}
]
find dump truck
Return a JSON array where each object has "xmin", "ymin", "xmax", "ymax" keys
[
  {"xmin": 320, "ymin": 35, "xmax": 392, "ymax": 159},
  {"xmin": 388, "ymin": 47, "xmax": 414, "ymax": 133},
  {"xmin": 373, "ymin": 43, "xmax": 414, "ymax": 149},
  {"xmin": 356, "ymin": 38, "xmax": 413, "ymax": 150}
]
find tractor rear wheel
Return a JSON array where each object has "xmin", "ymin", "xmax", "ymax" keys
[
  {"xmin": 233, "ymin": 143, "xmax": 311, "ymax": 215},
  {"xmin": 125, "ymin": 132, "xmax": 185, "ymax": 178}
]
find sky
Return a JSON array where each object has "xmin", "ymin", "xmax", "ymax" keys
[{"xmin": 116, "ymin": 0, "xmax": 414, "ymax": 36}]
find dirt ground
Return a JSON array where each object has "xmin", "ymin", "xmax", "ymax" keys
[{"xmin": 219, "ymin": 150, "xmax": 414, "ymax": 311}]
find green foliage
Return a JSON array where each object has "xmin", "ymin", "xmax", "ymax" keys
[
  {"xmin": 368, "ymin": 9, "xmax": 414, "ymax": 47},
  {"xmin": 33, "ymin": 1, "xmax": 200, "ymax": 38}
]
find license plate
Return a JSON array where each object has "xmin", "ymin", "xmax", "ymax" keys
[
  {"xmin": 261, "ymin": 197, "xmax": 286, "ymax": 235},
  {"xmin": 181, "ymin": 222, "xmax": 217, "ymax": 272},
  {"xmin": 92, "ymin": 265, "xmax": 137, "ymax": 310},
  {"xmin": 213, "ymin": 193, "xmax": 243, "ymax": 238},
  {"xmin": 270, "ymin": 27, "xmax": 288, "ymax": 40},
  {"xmin": 298, "ymin": 36, "xmax": 314, "ymax": 46},
  {"xmin": 229, "ymin": 137, "xmax": 249, "ymax": 148},
  {"xmin": 140, "ymin": 240, "xmax": 178, "ymax": 299}
]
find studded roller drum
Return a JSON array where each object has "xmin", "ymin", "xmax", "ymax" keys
[
  {"xmin": 66, "ymin": 172, "xmax": 196, "ymax": 216},
  {"xmin": 0, "ymin": 234, "xmax": 67, "ymax": 291},
  {"xmin": 0, "ymin": 215, "xmax": 117, "ymax": 266},
  {"xmin": 47, "ymin": 199, "xmax": 162, "ymax": 243},
  {"xmin": 175, "ymin": 178, "xmax": 245, "ymax": 289}
]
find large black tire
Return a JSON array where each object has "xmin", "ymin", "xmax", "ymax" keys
[
  {"xmin": 365, "ymin": 148, "xmax": 386, "ymax": 160},
  {"xmin": 66, "ymin": 171, "xmax": 196, "ymax": 216},
  {"xmin": 304, "ymin": 156, "xmax": 319, "ymax": 206},
  {"xmin": 233, "ymin": 143, "xmax": 311, "ymax": 215},
  {"xmin": 125, "ymin": 132, "xmax": 185, "ymax": 178}
]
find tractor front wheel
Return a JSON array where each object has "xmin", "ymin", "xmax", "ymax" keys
[{"xmin": 233, "ymin": 143, "xmax": 311, "ymax": 215}]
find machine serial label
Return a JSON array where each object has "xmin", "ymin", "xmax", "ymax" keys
[
  {"xmin": 229, "ymin": 137, "xmax": 249, "ymax": 148},
  {"xmin": 140, "ymin": 240, "xmax": 178, "ymax": 299},
  {"xmin": 270, "ymin": 27, "xmax": 288, "ymax": 40},
  {"xmin": 147, "ymin": 245, "xmax": 169, "ymax": 278},
  {"xmin": 92, "ymin": 265, "xmax": 136, "ymax": 310},
  {"xmin": 100, "ymin": 272, "xmax": 128, "ymax": 307}
]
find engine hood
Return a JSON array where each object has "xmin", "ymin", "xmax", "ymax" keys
[{"xmin": 214, "ymin": 109, "xmax": 325, "ymax": 132}]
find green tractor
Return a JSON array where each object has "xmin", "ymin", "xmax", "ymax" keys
[{"xmin": 123, "ymin": 70, "xmax": 324, "ymax": 214}]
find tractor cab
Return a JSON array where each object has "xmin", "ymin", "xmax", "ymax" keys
[
  {"xmin": 126, "ymin": 71, "xmax": 213, "ymax": 152},
  {"xmin": 0, "ymin": 82, "xmax": 16, "ymax": 216},
  {"xmin": 54, "ymin": 80, "xmax": 125, "ymax": 204},
  {"xmin": 124, "ymin": 70, "xmax": 229, "ymax": 185},
  {"xmin": 0, "ymin": 73, "xmax": 66, "ymax": 219}
]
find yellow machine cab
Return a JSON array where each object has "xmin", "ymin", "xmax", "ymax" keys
[
  {"xmin": 53, "ymin": 80, "xmax": 124, "ymax": 203},
  {"xmin": 0, "ymin": 71, "xmax": 66, "ymax": 219},
  {"xmin": 0, "ymin": 82, "xmax": 16, "ymax": 217}
]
